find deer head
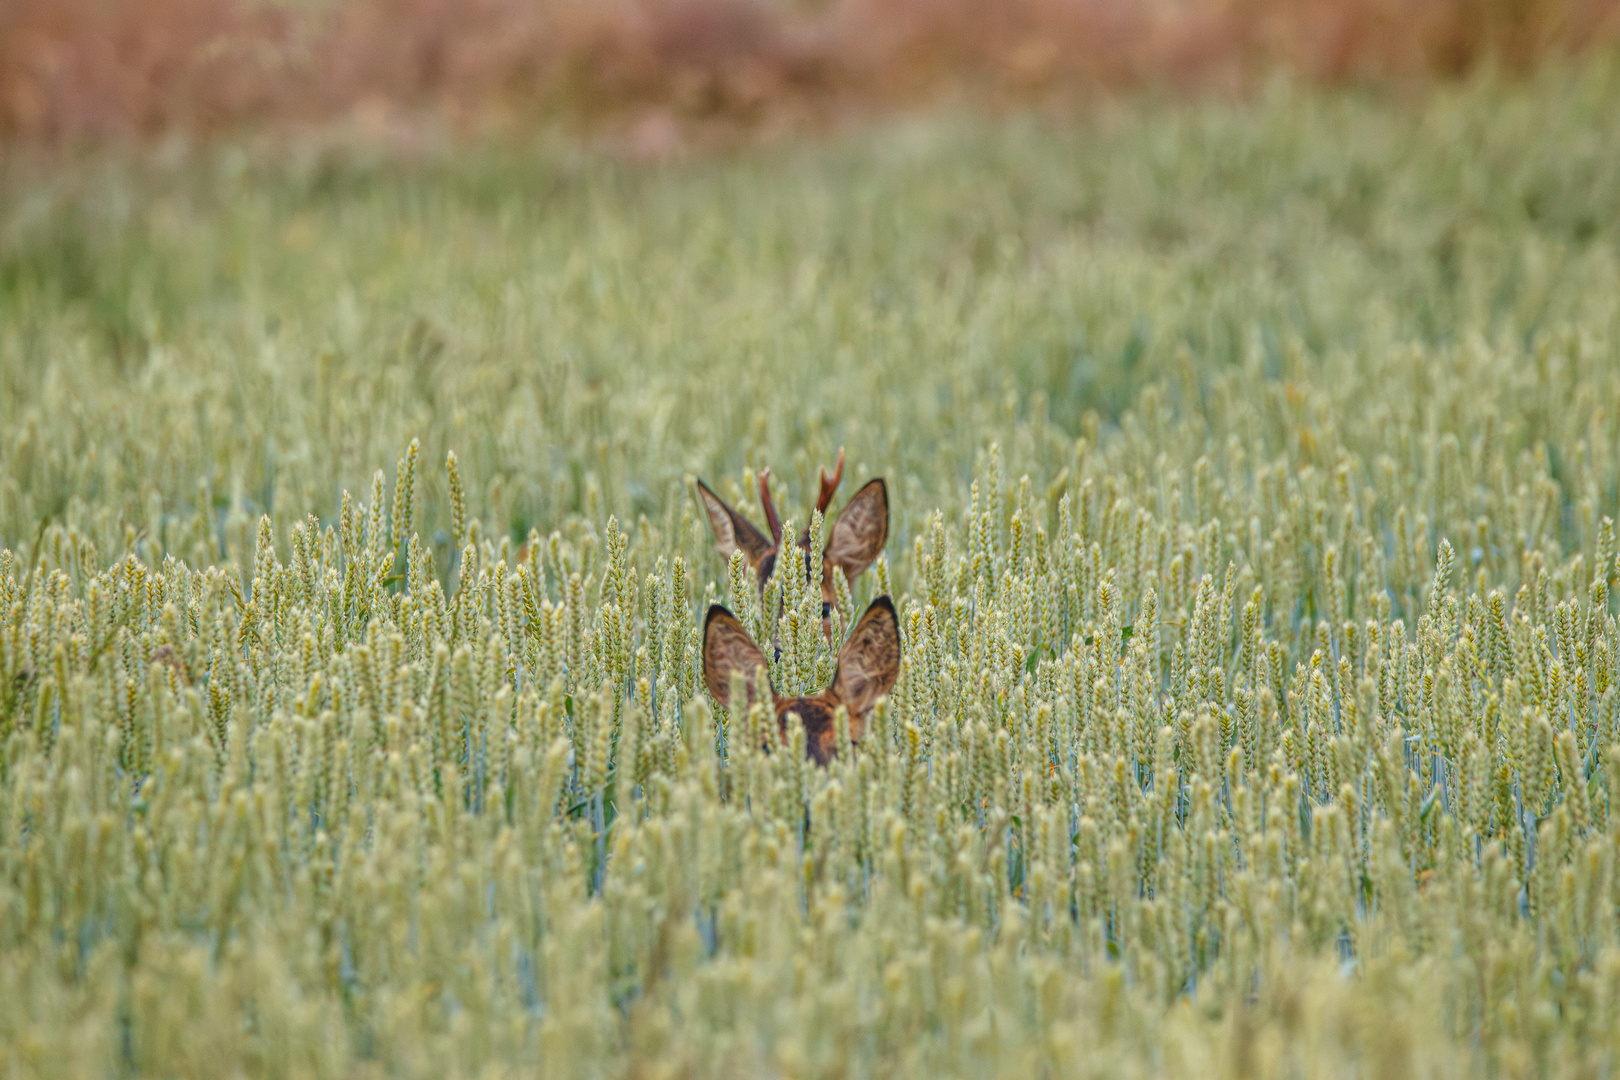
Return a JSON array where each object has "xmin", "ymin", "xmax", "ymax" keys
[
  {"xmin": 694, "ymin": 447, "xmax": 889, "ymax": 626},
  {"xmin": 702, "ymin": 595, "xmax": 900, "ymax": 766}
]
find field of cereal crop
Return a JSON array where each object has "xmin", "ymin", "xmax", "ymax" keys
[{"xmin": 5, "ymin": 63, "xmax": 1620, "ymax": 1078}]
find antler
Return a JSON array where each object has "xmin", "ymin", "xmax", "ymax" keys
[
  {"xmin": 794, "ymin": 446, "xmax": 847, "ymax": 555},
  {"xmin": 758, "ymin": 467, "xmax": 784, "ymax": 545},
  {"xmin": 814, "ymin": 447, "xmax": 845, "ymax": 515}
]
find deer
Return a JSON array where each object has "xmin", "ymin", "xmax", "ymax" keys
[
  {"xmin": 702, "ymin": 595, "xmax": 900, "ymax": 766},
  {"xmin": 693, "ymin": 447, "xmax": 888, "ymax": 636}
]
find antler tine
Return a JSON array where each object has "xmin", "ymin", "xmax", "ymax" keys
[
  {"xmin": 815, "ymin": 446, "xmax": 846, "ymax": 514},
  {"xmin": 758, "ymin": 467, "xmax": 784, "ymax": 545}
]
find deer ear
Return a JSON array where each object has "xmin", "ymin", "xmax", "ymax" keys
[
  {"xmin": 831, "ymin": 596, "xmax": 900, "ymax": 719},
  {"xmin": 702, "ymin": 605, "xmax": 773, "ymax": 709},
  {"xmin": 696, "ymin": 479, "xmax": 775, "ymax": 570},
  {"xmin": 823, "ymin": 478, "xmax": 887, "ymax": 587}
]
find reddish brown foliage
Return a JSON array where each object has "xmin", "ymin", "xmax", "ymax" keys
[{"xmin": 3, "ymin": 0, "xmax": 1617, "ymax": 142}]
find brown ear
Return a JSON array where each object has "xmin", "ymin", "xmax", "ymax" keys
[
  {"xmin": 696, "ymin": 479, "xmax": 775, "ymax": 572},
  {"xmin": 830, "ymin": 596, "xmax": 900, "ymax": 719},
  {"xmin": 823, "ymin": 479, "xmax": 887, "ymax": 592},
  {"xmin": 702, "ymin": 605, "xmax": 773, "ymax": 709}
]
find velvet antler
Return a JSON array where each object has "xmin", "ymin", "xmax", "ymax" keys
[
  {"xmin": 758, "ymin": 467, "xmax": 784, "ymax": 545},
  {"xmin": 814, "ymin": 447, "xmax": 845, "ymax": 516}
]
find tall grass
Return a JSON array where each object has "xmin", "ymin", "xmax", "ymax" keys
[{"xmin": 4, "ymin": 68, "xmax": 1620, "ymax": 1077}]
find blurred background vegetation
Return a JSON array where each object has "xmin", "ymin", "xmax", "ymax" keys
[
  {"xmin": 3, "ymin": 61, "xmax": 1619, "ymax": 560},
  {"xmin": 3, "ymin": 0, "xmax": 1618, "ymax": 144}
]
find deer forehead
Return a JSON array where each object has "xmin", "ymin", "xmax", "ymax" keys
[{"xmin": 774, "ymin": 694, "xmax": 837, "ymax": 725}]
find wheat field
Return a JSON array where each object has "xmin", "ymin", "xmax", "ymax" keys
[{"xmin": 4, "ymin": 64, "xmax": 1620, "ymax": 1078}]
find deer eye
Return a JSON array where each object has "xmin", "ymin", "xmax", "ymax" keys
[{"xmin": 821, "ymin": 601, "xmax": 832, "ymax": 619}]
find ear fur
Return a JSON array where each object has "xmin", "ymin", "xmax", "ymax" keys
[
  {"xmin": 701, "ymin": 605, "xmax": 773, "ymax": 709},
  {"xmin": 830, "ymin": 595, "xmax": 900, "ymax": 723},
  {"xmin": 695, "ymin": 479, "xmax": 775, "ymax": 572},
  {"xmin": 822, "ymin": 479, "xmax": 888, "ymax": 597}
]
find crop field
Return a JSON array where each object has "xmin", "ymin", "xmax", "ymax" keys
[{"xmin": 4, "ymin": 62, "xmax": 1620, "ymax": 1078}]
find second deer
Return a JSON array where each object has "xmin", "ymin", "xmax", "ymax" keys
[{"xmin": 694, "ymin": 447, "xmax": 888, "ymax": 636}]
